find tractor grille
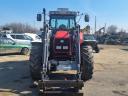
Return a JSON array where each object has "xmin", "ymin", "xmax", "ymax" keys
[{"xmin": 54, "ymin": 39, "xmax": 70, "ymax": 52}]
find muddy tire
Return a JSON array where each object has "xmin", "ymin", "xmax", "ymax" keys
[
  {"xmin": 95, "ymin": 46, "xmax": 100, "ymax": 53},
  {"xmin": 29, "ymin": 42, "xmax": 42, "ymax": 81},
  {"xmin": 81, "ymin": 46, "xmax": 94, "ymax": 82},
  {"xmin": 21, "ymin": 48, "xmax": 29, "ymax": 55}
]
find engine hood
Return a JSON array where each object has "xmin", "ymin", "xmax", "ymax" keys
[{"xmin": 55, "ymin": 31, "xmax": 69, "ymax": 39}]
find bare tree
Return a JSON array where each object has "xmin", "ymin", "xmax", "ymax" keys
[
  {"xmin": 107, "ymin": 25, "xmax": 118, "ymax": 34},
  {"xmin": 2, "ymin": 23, "xmax": 38, "ymax": 33},
  {"xmin": 118, "ymin": 29, "xmax": 127, "ymax": 38}
]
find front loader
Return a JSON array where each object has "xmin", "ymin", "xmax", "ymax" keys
[{"xmin": 29, "ymin": 8, "xmax": 94, "ymax": 96}]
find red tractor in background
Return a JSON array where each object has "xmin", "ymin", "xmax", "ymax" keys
[{"xmin": 29, "ymin": 8, "xmax": 94, "ymax": 96}]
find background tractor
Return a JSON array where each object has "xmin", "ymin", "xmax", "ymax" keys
[{"xmin": 29, "ymin": 8, "xmax": 94, "ymax": 95}]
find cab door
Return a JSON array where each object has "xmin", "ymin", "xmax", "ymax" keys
[
  {"xmin": 4, "ymin": 38, "xmax": 20, "ymax": 53},
  {"xmin": 0, "ymin": 38, "xmax": 7, "ymax": 54}
]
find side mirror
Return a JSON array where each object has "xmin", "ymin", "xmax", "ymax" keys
[
  {"xmin": 84, "ymin": 14, "xmax": 89, "ymax": 22},
  {"xmin": 37, "ymin": 14, "xmax": 42, "ymax": 21}
]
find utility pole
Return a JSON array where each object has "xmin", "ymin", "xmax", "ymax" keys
[{"xmin": 95, "ymin": 16, "xmax": 97, "ymax": 33}]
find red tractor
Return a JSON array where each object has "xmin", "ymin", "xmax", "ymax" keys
[{"xmin": 30, "ymin": 8, "xmax": 94, "ymax": 95}]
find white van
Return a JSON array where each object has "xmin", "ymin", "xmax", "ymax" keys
[{"xmin": 24, "ymin": 33, "xmax": 42, "ymax": 42}]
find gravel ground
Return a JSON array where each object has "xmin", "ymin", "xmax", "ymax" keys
[{"xmin": 0, "ymin": 45, "xmax": 128, "ymax": 96}]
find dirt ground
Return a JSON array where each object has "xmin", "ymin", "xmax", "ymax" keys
[
  {"xmin": 0, "ymin": 45, "xmax": 128, "ymax": 96},
  {"xmin": 85, "ymin": 45, "xmax": 128, "ymax": 96}
]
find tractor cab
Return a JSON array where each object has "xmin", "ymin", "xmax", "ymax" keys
[
  {"xmin": 49, "ymin": 8, "xmax": 77, "ymax": 31},
  {"xmin": 48, "ymin": 9, "xmax": 78, "ymax": 60}
]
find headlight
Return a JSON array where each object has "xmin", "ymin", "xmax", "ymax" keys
[
  {"xmin": 63, "ymin": 46, "xmax": 68, "ymax": 49},
  {"xmin": 56, "ymin": 46, "xmax": 61, "ymax": 49}
]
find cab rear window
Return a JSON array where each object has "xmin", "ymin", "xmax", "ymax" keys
[{"xmin": 84, "ymin": 35, "xmax": 95, "ymax": 40}]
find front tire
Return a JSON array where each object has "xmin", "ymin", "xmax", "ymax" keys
[
  {"xmin": 81, "ymin": 46, "xmax": 94, "ymax": 82},
  {"xmin": 29, "ymin": 42, "xmax": 42, "ymax": 81}
]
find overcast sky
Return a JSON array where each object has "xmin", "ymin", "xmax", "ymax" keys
[{"xmin": 0, "ymin": 0, "xmax": 128, "ymax": 31}]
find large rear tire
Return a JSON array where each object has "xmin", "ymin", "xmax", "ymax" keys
[
  {"xmin": 29, "ymin": 42, "xmax": 42, "ymax": 81},
  {"xmin": 81, "ymin": 46, "xmax": 94, "ymax": 82}
]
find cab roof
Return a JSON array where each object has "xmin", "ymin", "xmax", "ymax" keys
[{"xmin": 49, "ymin": 8, "xmax": 77, "ymax": 16}]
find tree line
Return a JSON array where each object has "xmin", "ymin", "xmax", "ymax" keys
[
  {"xmin": 0, "ymin": 23, "xmax": 38, "ymax": 33},
  {"xmin": 107, "ymin": 25, "xmax": 127, "ymax": 34}
]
